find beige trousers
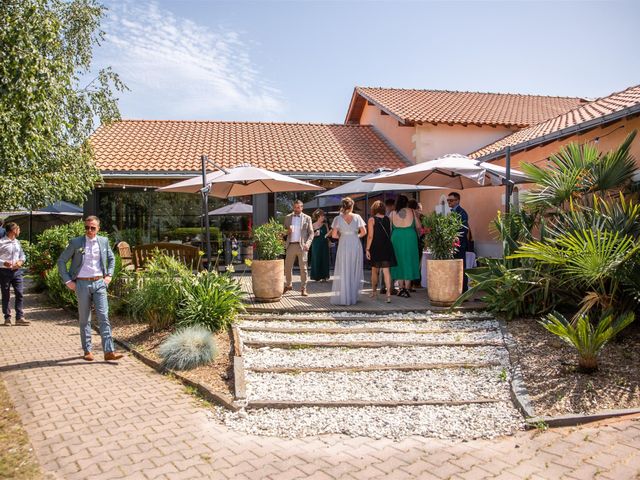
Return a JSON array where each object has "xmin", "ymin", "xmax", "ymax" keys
[{"xmin": 284, "ymin": 243, "xmax": 308, "ymax": 289}]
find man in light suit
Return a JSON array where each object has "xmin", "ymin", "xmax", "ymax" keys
[
  {"xmin": 283, "ymin": 200, "xmax": 314, "ymax": 296},
  {"xmin": 58, "ymin": 216, "xmax": 123, "ymax": 362}
]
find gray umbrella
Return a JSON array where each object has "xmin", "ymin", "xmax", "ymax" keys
[
  {"xmin": 208, "ymin": 203, "xmax": 253, "ymax": 216},
  {"xmin": 316, "ymin": 168, "xmax": 441, "ymax": 197}
]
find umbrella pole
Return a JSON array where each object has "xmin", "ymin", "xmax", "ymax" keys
[
  {"xmin": 505, "ymin": 146, "xmax": 512, "ymax": 214},
  {"xmin": 201, "ymin": 155, "xmax": 213, "ymax": 271}
]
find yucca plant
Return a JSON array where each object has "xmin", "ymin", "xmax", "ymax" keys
[
  {"xmin": 541, "ymin": 311, "xmax": 635, "ymax": 372},
  {"xmin": 158, "ymin": 326, "xmax": 218, "ymax": 371},
  {"xmin": 177, "ymin": 271, "xmax": 245, "ymax": 332}
]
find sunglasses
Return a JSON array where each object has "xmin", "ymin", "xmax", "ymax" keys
[
  {"xmin": 84, "ymin": 225, "xmax": 98, "ymax": 231},
  {"xmin": 446, "ymin": 199, "xmax": 456, "ymax": 202}
]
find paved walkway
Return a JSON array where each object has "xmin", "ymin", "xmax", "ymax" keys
[{"xmin": 1, "ymin": 293, "xmax": 640, "ymax": 479}]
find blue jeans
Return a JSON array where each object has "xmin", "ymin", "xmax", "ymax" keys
[
  {"xmin": 0, "ymin": 268, "xmax": 24, "ymax": 321},
  {"xmin": 75, "ymin": 279, "xmax": 114, "ymax": 353}
]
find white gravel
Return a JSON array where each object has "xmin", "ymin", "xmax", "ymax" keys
[
  {"xmin": 239, "ymin": 319, "xmax": 499, "ymax": 331},
  {"xmin": 241, "ymin": 330, "xmax": 502, "ymax": 344},
  {"xmin": 217, "ymin": 403, "xmax": 524, "ymax": 440},
  {"xmin": 243, "ymin": 345, "xmax": 510, "ymax": 369},
  {"xmin": 246, "ymin": 367, "xmax": 511, "ymax": 402},
  {"xmin": 242, "ymin": 310, "xmax": 491, "ymax": 320}
]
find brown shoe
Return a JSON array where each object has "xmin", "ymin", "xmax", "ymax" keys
[
  {"xmin": 104, "ymin": 351, "xmax": 124, "ymax": 361},
  {"xmin": 83, "ymin": 351, "xmax": 94, "ymax": 361},
  {"xmin": 300, "ymin": 288, "xmax": 308, "ymax": 297},
  {"xmin": 283, "ymin": 285, "xmax": 293, "ymax": 293},
  {"xmin": 15, "ymin": 319, "xmax": 30, "ymax": 326},
  {"xmin": 3, "ymin": 320, "xmax": 10, "ymax": 327}
]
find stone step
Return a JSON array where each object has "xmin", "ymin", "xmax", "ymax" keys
[
  {"xmin": 243, "ymin": 345, "xmax": 509, "ymax": 369},
  {"xmin": 243, "ymin": 339, "xmax": 504, "ymax": 348},
  {"xmin": 238, "ymin": 313, "xmax": 494, "ymax": 323},
  {"xmin": 246, "ymin": 399, "xmax": 504, "ymax": 409},
  {"xmin": 245, "ymin": 361, "xmax": 502, "ymax": 373},
  {"xmin": 245, "ymin": 367, "xmax": 511, "ymax": 403},
  {"xmin": 239, "ymin": 324, "xmax": 497, "ymax": 334}
]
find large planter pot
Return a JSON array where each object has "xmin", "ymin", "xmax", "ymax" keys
[
  {"xmin": 426, "ymin": 258, "xmax": 463, "ymax": 307},
  {"xmin": 251, "ymin": 259, "xmax": 284, "ymax": 302}
]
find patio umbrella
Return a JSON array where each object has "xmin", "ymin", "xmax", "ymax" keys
[
  {"xmin": 208, "ymin": 203, "xmax": 253, "ymax": 216},
  {"xmin": 157, "ymin": 171, "xmax": 227, "ymax": 194},
  {"xmin": 365, "ymin": 154, "xmax": 529, "ymax": 189},
  {"xmin": 315, "ymin": 168, "xmax": 440, "ymax": 197},
  {"xmin": 206, "ymin": 164, "xmax": 324, "ymax": 198}
]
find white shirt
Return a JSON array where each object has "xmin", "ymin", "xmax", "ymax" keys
[
  {"xmin": 0, "ymin": 237, "xmax": 26, "ymax": 268},
  {"xmin": 290, "ymin": 215, "xmax": 302, "ymax": 243},
  {"xmin": 77, "ymin": 236, "xmax": 103, "ymax": 278}
]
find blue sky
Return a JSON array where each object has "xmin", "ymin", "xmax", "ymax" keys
[{"xmin": 94, "ymin": 0, "xmax": 640, "ymax": 124}]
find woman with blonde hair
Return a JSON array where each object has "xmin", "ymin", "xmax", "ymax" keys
[
  {"xmin": 309, "ymin": 209, "xmax": 330, "ymax": 281},
  {"xmin": 330, "ymin": 197, "xmax": 366, "ymax": 305},
  {"xmin": 366, "ymin": 200, "xmax": 396, "ymax": 303}
]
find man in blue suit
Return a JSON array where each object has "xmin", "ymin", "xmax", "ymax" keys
[
  {"xmin": 58, "ymin": 216, "xmax": 123, "ymax": 362},
  {"xmin": 447, "ymin": 192, "xmax": 469, "ymax": 292}
]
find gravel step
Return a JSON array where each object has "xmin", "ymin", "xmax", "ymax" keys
[
  {"xmin": 243, "ymin": 339, "xmax": 504, "ymax": 348},
  {"xmin": 246, "ymin": 361, "xmax": 502, "ymax": 373},
  {"xmin": 247, "ymin": 399, "xmax": 503, "ymax": 408},
  {"xmin": 246, "ymin": 367, "xmax": 511, "ymax": 402},
  {"xmin": 239, "ymin": 312, "xmax": 493, "ymax": 322},
  {"xmin": 218, "ymin": 403, "xmax": 524, "ymax": 439},
  {"xmin": 239, "ymin": 320, "xmax": 498, "ymax": 333},
  {"xmin": 243, "ymin": 345, "xmax": 510, "ymax": 369},
  {"xmin": 240, "ymin": 330, "xmax": 502, "ymax": 345}
]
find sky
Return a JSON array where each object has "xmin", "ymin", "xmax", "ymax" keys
[{"xmin": 93, "ymin": 0, "xmax": 640, "ymax": 124}]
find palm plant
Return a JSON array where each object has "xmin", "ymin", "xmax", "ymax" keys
[
  {"xmin": 521, "ymin": 130, "xmax": 637, "ymax": 210},
  {"xmin": 541, "ymin": 310, "xmax": 635, "ymax": 372}
]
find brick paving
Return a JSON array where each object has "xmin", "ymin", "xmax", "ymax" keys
[{"xmin": 1, "ymin": 292, "xmax": 640, "ymax": 479}]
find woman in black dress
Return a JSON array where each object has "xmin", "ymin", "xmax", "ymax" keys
[{"xmin": 366, "ymin": 200, "xmax": 397, "ymax": 303}]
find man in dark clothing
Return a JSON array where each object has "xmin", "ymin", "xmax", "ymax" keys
[{"xmin": 447, "ymin": 192, "xmax": 469, "ymax": 291}]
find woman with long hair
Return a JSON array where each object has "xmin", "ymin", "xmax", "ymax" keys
[
  {"xmin": 366, "ymin": 200, "xmax": 396, "ymax": 303},
  {"xmin": 390, "ymin": 195, "xmax": 420, "ymax": 297},
  {"xmin": 330, "ymin": 197, "xmax": 367, "ymax": 305},
  {"xmin": 309, "ymin": 209, "xmax": 330, "ymax": 281}
]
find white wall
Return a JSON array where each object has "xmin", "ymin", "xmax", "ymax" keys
[{"xmin": 360, "ymin": 104, "xmax": 415, "ymax": 161}]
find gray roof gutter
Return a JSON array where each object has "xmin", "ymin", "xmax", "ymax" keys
[{"xmin": 477, "ymin": 103, "xmax": 640, "ymax": 163}]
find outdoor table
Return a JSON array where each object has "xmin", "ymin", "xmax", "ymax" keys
[{"xmin": 420, "ymin": 250, "xmax": 477, "ymax": 289}]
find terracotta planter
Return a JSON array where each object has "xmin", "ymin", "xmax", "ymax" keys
[
  {"xmin": 251, "ymin": 259, "xmax": 284, "ymax": 302},
  {"xmin": 426, "ymin": 258, "xmax": 463, "ymax": 307}
]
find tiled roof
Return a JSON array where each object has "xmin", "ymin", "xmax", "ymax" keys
[
  {"xmin": 471, "ymin": 84, "xmax": 640, "ymax": 159},
  {"xmin": 346, "ymin": 87, "xmax": 585, "ymax": 127},
  {"xmin": 90, "ymin": 121, "xmax": 410, "ymax": 174}
]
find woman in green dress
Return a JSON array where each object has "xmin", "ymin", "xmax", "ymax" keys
[
  {"xmin": 390, "ymin": 195, "xmax": 421, "ymax": 297},
  {"xmin": 310, "ymin": 209, "xmax": 330, "ymax": 281}
]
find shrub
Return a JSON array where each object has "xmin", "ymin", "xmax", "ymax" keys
[
  {"xmin": 127, "ymin": 254, "xmax": 191, "ymax": 331},
  {"xmin": 421, "ymin": 211, "xmax": 464, "ymax": 260},
  {"xmin": 44, "ymin": 265, "xmax": 77, "ymax": 309},
  {"xmin": 158, "ymin": 326, "xmax": 218, "ymax": 370},
  {"xmin": 541, "ymin": 310, "xmax": 635, "ymax": 372},
  {"xmin": 22, "ymin": 221, "xmax": 87, "ymax": 283},
  {"xmin": 177, "ymin": 271, "xmax": 244, "ymax": 332},
  {"xmin": 252, "ymin": 219, "xmax": 286, "ymax": 260}
]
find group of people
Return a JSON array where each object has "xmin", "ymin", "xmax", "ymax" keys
[
  {"xmin": 0, "ymin": 215, "xmax": 124, "ymax": 362},
  {"xmin": 282, "ymin": 193, "xmax": 469, "ymax": 306}
]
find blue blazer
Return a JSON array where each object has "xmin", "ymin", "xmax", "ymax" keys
[{"xmin": 57, "ymin": 236, "xmax": 115, "ymax": 283}]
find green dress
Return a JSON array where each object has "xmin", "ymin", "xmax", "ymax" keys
[
  {"xmin": 391, "ymin": 219, "xmax": 420, "ymax": 281},
  {"xmin": 310, "ymin": 224, "xmax": 330, "ymax": 281}
]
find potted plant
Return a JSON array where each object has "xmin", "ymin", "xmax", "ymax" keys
[
  {"xmin": 251, "ymin": 219, "xmax": 286, "ymax": 302},
  {"xmin": 421, "ymin": 211, "xmax": 464, "ymax": 306}
]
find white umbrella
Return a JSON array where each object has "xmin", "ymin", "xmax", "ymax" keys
[
  {"xmin": 206, "ymin": 164, "xmax": 323, "ymax": 198},
  {"xmin": 157, "ymin": 171, "xmax": 227, "ymax": 194},
  {"xmin": 365, "ymin": 154, "xmax": 529, "ymax": 189},
  {"xmin": 208, "ymin": 203, "xmax": 253, "ymax": 216},
  {"xmin": 316, "ymin": 168, "xmax": 441, "ymax": 197}
]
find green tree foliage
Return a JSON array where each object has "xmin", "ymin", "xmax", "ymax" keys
[
  {"xmin": 421, "ymin": 211, "xmax": 463, "ymax": 260},
  {"xmin": 253, "ymin": 219, "xmax": 286, "ymax": 260},
  {"xmin": 0, "ymin": 0, "xmax": 125, "ymax": 210}
]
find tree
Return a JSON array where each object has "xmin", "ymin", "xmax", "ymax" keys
[{"xmin": 0, "ymin": 0, "xmax": 125, "ymax": 210}]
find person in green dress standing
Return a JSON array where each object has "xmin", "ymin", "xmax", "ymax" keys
[
  {"xmin": 310, "ymin": 209, "xmax": 330, "ymax": 282},
  {"xmin": 390, "ymin": 195, "xmax": 421, "ymax": 297}
]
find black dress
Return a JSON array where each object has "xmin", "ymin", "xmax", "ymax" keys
[{"xmin": 369, "ymin": 216, "xmax": 397, "ymax": 268}]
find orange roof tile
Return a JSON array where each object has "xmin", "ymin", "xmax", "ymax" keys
[
  {"xmin": 90, "ymin": 121, "xmax": 410, "ymax": 175},
  {"xmin": 346, "ymin": 87, "xmax": 585, "ymax": 127},
  {"xmin": 471, "ymin": 84, "xmax": 640, "ymax": 160}
]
